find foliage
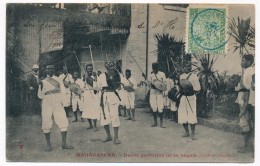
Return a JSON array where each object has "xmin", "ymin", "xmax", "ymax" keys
[
  {"xmin": 217, "ymin": 72, "xmax": 240, "ymax": 95},
  {"xmin": 6, "ymin": 5, "xmax": 28, "ymax": 79},
  {"xmin": 193, "ymin": 54, "xmax": 219, "ymax": 94},
  {"xmin": 154, "ymin": 33, "xmax": 179, "ymax": 59},
  {"xmin": 192, "ymin": 54, "xmax": 220, "ymax": 117},
  {"xmin": 153, "ymin": 33, "xmax": 185, "ymax": 73},
  {"xmin": 6, "ymin": 5, "xmax": 28, "ymax": 116},
  {"xmin": 229, "ymin": 17, "xmax": 255, "ymax": 54},
  {"xmin": 198, "ymin": 70, "xmax": 240, "ymax": 118}
]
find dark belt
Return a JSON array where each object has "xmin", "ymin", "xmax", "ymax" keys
[
  {"xmin": 100, "ymin": 89, "xmax": 121, "ymax": 107},
  {"xmin": 101, "ymin": 87, "xmax": 121, "ymax": 101},
  {"xmin": 103, "ymin": 89, "xmax": 117, "ymax": 92},
  {"xmin": 239, "ymin": 89, "xmax": 250, "ymax": 92},
  {"xmin": 181, "ymin": 92, "xmax": 194, "ymax": 96}
]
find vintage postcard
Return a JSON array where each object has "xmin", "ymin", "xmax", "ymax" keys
[{"xmin": 5, "ymin": 3, "xmax": 255, "ymax": 163}]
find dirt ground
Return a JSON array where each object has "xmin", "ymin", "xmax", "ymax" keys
[{"xmin": 6, "ymin": 107, "xmax": 254, "ymax": 163}]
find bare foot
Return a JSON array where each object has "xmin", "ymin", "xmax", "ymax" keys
[
  {"xmin": 160, "ymin": 125, "xmax": 166, "ymax": 128},
  {"xmin": 114, "ymin": 138, "xmax": 121, "ymax": 144},
  {"xmin": 151, "ymin": 123, "xmax": 157, "ymax": 127},
  {"xmin": 93, "ymin": 128, "xmax": 98, "ymax": 132},
  {"xmin": 191, "ymin": 134, "xmax": 197, "ymax": 140},
  {"xmin": 44, "ymin": 146, "xmax": 52, "ymax": 151},
  {"xmin": 62, "ymin": 145, "xmax": 74, "ymax": 150},
  {"xmin": 182, "ymin": 133, "xmax": 190, "ymax": 137},
  {"xmin": 103, "ymin": 137, "xmax": 112, "ymax": 143}
]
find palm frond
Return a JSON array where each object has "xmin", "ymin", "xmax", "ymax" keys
[
  {"xmin": 192, "ymin": 53, "xmax": 220, "ymax": 93},
  {"xmin": 154, "ymin": 33, "xmax": 185, "ymax": 72},
  {"xmin": 229, "ymin": 17, "xmax": 255, "ymax": 53}
]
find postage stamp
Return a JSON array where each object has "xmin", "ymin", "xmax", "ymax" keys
[{"xmin": 187, "ymin": 7, "xmax": 228, "ymax": 54}]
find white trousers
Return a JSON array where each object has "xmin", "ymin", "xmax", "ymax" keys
[
  {"xmin": 41, "ymin": 94, "xmax": 68, "ymax": 133},
  {"xmin": 125, "ymin": 92, "xmax": 135, "ymax": 109},
  {"xmin": 150, "ymin": 89, "xmax": 164, "ymax": 113},
  {"xmin": 100, "ymin": 92, "xmax": 120, "ymax": 127},
  {"xmin": 72, "ymin": 95, "xmax": 83, "ymax": 112},
  {"xmin": 178, "ymin": 95, "xmax": 197, "ymax": 124}
]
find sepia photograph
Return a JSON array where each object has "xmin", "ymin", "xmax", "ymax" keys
[{"xmin": 5, "ymin": 2, "xmax": 256, "ymax": 163}]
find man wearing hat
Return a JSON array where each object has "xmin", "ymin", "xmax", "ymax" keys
[
  {"xmin": 38, "ymin": 65, "xmax": 73, "ymax": 151},
  {"xmin": 27, "ymin": 64, "xmax": 41, "ymax": 114},
  {"xmin": 97, "ymin": 60, "xmax": 123, "ymax": 144},
  {"xmin": 147, "ymin": 62, "xmax": 167, "ymax": 128}
]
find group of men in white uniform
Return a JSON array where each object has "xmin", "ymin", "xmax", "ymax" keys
[
  {"xmin": 37, "ymin": 60, "xmax": 137, "ymax": 150},
  {"xmin": 36, "ymin": 60, "xmax": 201, "ymax": 151},
  {"xmin": 144, "ymin": 62, "xmax": 201, "ymax": 140},
  {"xmin": 34, "ymin": 54, "xmax": 255, "ymax": 153}
]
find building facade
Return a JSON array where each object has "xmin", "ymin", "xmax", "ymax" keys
[{"xmin": 7, "ymin": 3, "xmax": 255, "ymax": 82}]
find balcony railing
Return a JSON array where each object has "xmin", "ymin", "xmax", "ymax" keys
[{"xmin": 24, "ymin": 3, "xmax": 131, "ymax": 17}]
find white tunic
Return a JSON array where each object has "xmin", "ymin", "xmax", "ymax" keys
[
  {"xmin": 38, "ymin": 75, "xmax": 68, "ymax": 133},
  {"xmin": 235, "ymin": 66, "xmax": 254, "ymax": 106},
  {"xmin": 242, "ymin": 66, "xmax": 255, "ymax": 106},
  {"xmin": 178, "ymin": 73, "xmax": 201, "ymax": 124},
  {"xmin": 125, "ymin": 77, "xmax": 137, "ymax": 109},
  {"xmin": 148, "ymin": 71, "xmax": 167, "ymax": 113},
  {"xmin": 59, "ymin": 73, "xmax": 73, "ymax": 107},
  {"xmin": 82, "ymin": 76, "xmax": 101, "ymax": 120},
  {"xmin": 97, "ymin": 72, "xmax": 120, "ymax": 127},
  {"xmin": 117, "ymin": 74, "xmax": 128, "ymax": 106},
  {"xmin": 71, "ymin": 78, "xmax": 85, "ymax": 112}
]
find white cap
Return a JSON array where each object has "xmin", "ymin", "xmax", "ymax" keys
[{"xmin": 32, "ymin": 64, "xmax": 39, "ymax": 69}]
